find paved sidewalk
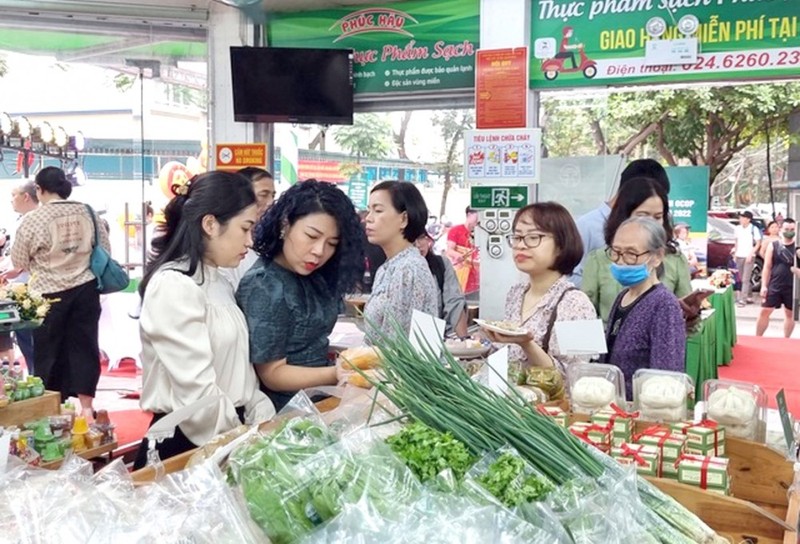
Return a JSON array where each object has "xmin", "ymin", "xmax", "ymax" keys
[{"xmin": 732, "ymin": 299, "xmax": 800, "ymax": 339}]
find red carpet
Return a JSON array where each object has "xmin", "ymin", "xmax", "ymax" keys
[
  {"xmin": 719, "ymin": 335, "xmax": 800, "ymax": 416},
  {"xmin": 109, "ymin": 409, "xmax": 151, "ymax": 447},
  {"xmin": 100, "ymin": 357, "xmax": 140, "ymax": 378}
]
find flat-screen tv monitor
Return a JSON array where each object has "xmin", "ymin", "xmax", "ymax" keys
[{"xmin": 230, "ymin": 46, "xmax": 354, "ymax": 125}]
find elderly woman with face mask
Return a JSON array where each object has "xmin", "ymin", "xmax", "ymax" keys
[{"xmin": 603, "ymin": 216, "xmax": 686, "ymax": 398}]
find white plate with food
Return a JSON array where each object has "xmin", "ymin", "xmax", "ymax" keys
[
  {"xmin": 445, "ymin": 338, "xmax": 491, "ymax": 359},
  {"xmin": 473, "ymin": 319, "xmax": 529, "ymax": 337}
]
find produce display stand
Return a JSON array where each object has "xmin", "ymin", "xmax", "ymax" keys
[
  {"xmin": 129, "ymin": 396, "xmax": 799, "ymax": 543},
  {"xmin": 567, "ymin": 411, "xmax": 799, "ymax": 544},
  {"xmin": 0, "ymin": 390, "xmax": 60, "ymax": 427},
  {"xmin": 1, "ymin": 389, "xmax": 118, "ymax": 468}
]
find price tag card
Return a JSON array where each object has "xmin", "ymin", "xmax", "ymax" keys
[
  {"xmin": 487, "ymin": 346, "xmax": 509, "ymax": 395},
  {"xmin": 409, "ymin": 310, "xmax": 446, "ymax": 359},
  {"xmin": 554, "ymin": 319, "xmax": 607, "ymax": 355}
]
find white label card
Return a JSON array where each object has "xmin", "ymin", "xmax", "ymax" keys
[
  {"xmin": 409, "ymin": 310, "xmax": 446, "ymax": 359},
  {"xmin": 487, "ymin": 346, "xmax": 509, "ymax": 395},
  {"xmin": 554, "ymin": 319, "xmax": 607, "ymax": 355}
]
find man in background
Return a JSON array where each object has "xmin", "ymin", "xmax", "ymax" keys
[
  {"xmin": 757, "ymin": 218, "xmax": 796, "ymax": 337},
  {"xmin": 1, "ymin": 180, "xmax": 39, "ymax": 371},
  {"xmin": 732, "ymin": 210, "xmax": 762, "ymax": 307},
  {"xmin": 446, "ymin": 206, "xmax": 480, "ymax": 294},
  {"xmin": 570, "ymin": 158, "xmax": 670, "ymax": 287}
]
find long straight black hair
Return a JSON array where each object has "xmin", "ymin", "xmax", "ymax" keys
[{"xmin": 139, "ymin": 170, "xmax": 256, "ymax": 295}]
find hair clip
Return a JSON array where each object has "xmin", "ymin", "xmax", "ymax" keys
[{"xmin": 171, "ymin": 181, "xmax": 191, "ymax": 197}]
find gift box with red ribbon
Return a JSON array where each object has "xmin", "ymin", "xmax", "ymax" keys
[
  {"xmin": 591, "ymin": 403, "xmax": 638, "ymax": 446},
  {"xmin": 536, "ymin": 405, "xmax": 568, "ymax": 428},
  {"xmin": 676, "ymin": 453, "xmax": 730, "ymax": 494},
  {"xmin": 611, "ymin": 442, "xmax": 660, "ymax": 477},
  {"xmin": 685, "ymin": 420, "xmax": 726, "ymax": 456},
  {"xmin": 634, "ymin": 425, "xmax": 686, "ymax": 461},
  {"xmin": 568, "ymin": 422, "xmax": 612, "ymax": 452}
]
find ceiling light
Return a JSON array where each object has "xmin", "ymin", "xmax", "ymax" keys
[
  {"xmin": 0, "ymin": 112, "xmax": 11, "ymax": 134},
  {"xmin": 16, "ymin": 117, "xmax": 31, "ymax": 139},
  {"xmin": 678, "ymin": 15, "xmax": 699, "ymax": 37},
  {"xmin": 645, "ymin": 17, "xmax": 667, "ymax": 39},
  {"xmin": 70, "ymin": 131, "xmax": 86, "ymax": 152},
  {"xmin": 38, "ymin": 122, "xmax": 54, "ymax": 144},
  {"xmin": 55, "ymin": 126, "xmax": 69, "ymax": 148}
]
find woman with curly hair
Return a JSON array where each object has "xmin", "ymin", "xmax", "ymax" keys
[
  {"xmin": 134, "ymin": 171, "xmax": 275, "ymax": 469},
  {"xmin": 582, "ymin": 176, "xmax": 691, "ymax": 324},
  {"xmin": 237, "ymin": 179, "xmax": 365, "ymax": 411}
]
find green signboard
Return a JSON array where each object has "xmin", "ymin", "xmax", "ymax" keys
[
  {"xmin": 530, "ymin": 1, "xmax": 800, "ymax": 89},
  {"xmin": 666, "ymin": 166, "xmax": 709, "ymax": 234},
  {"xmin": 471, "ymin": 185, "xmax": 529, "ymax": 209},
  {"xmin": 347, "ymin": 179, "xmax": 369, "ymax": 210},
  {"xmin": 268, "ymin": 0, "xmax": 479, "ymax": 94}
]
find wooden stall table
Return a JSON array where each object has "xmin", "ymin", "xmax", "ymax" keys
[
  {"xmin": 685, "ymin": 309, "xmax": 719, "ymax": 400},
  {"xmin": 0, "ymin": 390, "xmax": 61, "ymax": 427}
]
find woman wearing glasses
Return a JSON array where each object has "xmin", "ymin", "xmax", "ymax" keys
[
  {"xmin": 603, "ymin": 217, "xmax": 686, "ymax": 398},
  {"xmin": 582, "ymin": 177, "xmax": 691, "ymax": 325},
  {"xmin": 480, "ymin": 202, "xmax": 596, "ymax": 375}
]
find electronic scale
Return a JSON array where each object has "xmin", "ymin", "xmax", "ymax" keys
[{"xmin": 0, "ymin": 299, "xmax": 22, "ymax": 325}]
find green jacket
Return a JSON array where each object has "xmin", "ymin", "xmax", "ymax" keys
[{"xmin": 581, "ymin": 248, "xmax": 692, "ymax": 325}]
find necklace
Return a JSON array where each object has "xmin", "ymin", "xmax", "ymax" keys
[{"xmin": 520, "ymin": 289, "xmax": 541, "ymax": 322}]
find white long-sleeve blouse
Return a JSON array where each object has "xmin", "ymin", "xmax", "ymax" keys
[{"xmin": 139, "ymin": 262, "xmax": 275, "ymax": 446}]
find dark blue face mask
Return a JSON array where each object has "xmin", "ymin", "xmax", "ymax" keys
[{"xmin": 609, "ymin": 262, "xmax": 650, "ymax": 287}]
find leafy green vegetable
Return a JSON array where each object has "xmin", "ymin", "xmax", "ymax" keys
[
  {"xmin": 386, "ymin": 421, "xmax": 475, "ymax": 482},
  {"xmin": 227, "ymin": 418, "xmax": 335, "ymax": 544},
  {"xmin": 476, "ymin": 452, "xmax": 554, "ymax": 507}
]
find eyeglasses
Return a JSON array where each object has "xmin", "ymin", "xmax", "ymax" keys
[
  {"xmin": 506, "ymin": 233, "xmax": 550, "ymax": 249},
  {"xmin": 605, "ymin": 247, "xmax": 651, "ymax": 265}
]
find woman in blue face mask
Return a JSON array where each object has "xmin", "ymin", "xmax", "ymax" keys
[
  {"xmin": 604, "ymin": 217, "xmax": 687, "ymax": 399},
  {"xmin": 582, "ymin": 176, "xmax": 692, "ymax": 325}
]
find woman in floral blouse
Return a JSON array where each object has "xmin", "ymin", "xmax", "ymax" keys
[
  {"xmin": 363, "ymin": 181, "xmax": 438, "ymax": 340},
  {"xmin": 480, "ymin": 202, "xmax": 597, "ymax": 374}
]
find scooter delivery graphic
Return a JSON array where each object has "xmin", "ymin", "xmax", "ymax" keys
[{"xmin": 541, "ymin": 26, "xmax": 597, "ymax": 81}]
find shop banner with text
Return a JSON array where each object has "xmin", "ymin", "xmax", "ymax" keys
[
  {"xmin": 529, "ymin": 1, "xmax": 800, "ymax": 89},
  {"xmin": 268, "ymin": 0, "xmax": 479, "ymax": 94}
]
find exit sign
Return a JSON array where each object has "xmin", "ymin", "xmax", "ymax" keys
[{"xmin": 471, "ymin": 185, "xmax": 528, "ymax": 209}]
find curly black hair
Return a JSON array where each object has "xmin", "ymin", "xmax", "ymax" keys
[{"xmin": 253, "ymin": 179, "xmax": 365, "ymax": 297}]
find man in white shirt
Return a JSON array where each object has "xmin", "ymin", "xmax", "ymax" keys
[{"xmin": 732, "ymin": 210, "xmax": 762, "ymax": 306}]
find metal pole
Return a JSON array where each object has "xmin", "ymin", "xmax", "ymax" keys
[{"xmin": 139, "ymin": 69, "xmax": 147, "ymax": 274}]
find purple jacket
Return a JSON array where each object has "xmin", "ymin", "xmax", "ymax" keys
[{"xmin": 605, "ymin": 284, "xmax": 686, "ymax": 399}]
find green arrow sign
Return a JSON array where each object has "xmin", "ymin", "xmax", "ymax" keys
[{"xmin": 471, "ymin": 185, "xmax": 528, "ymax": 209}]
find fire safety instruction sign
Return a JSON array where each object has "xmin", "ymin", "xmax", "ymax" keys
[{"xmin": 464, "ymin": 128, "xmax": 541, "ymax": 184}]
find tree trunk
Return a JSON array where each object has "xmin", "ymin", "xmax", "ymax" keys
[
  {"xmin": 614, "ymin": 121, "xmax": 660, "ymax": 156},
  {"xmin": 439, "ymin": 135, "xmax": 462, "ymax": 218},
  {"xmin": 586, "ymin": 109, "xmax": 609, "ymax": 155},
  {"xmin": 394, "ymin": 111, "xmax": 412, "ymax": 160}
]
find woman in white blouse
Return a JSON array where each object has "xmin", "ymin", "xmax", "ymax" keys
[{"xmin": 133, "ymin": 171, "xmax": 275, "ymax": 469}]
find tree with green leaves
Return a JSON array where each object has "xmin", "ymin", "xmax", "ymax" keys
[
  {"xmin": 542, "ymin": 83, "xmax": 800, "ymax": 197},
  {"xmin": 333, "ymin": 113, "xmax": 393, "ymax": 160},
  {"xmin": 433, "ymin": 109, "xmax": 474, "ymax": 217}
]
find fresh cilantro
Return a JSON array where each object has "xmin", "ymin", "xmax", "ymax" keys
[
  {"xmin": 386, "ymin": 421, "xmax": 475, "ymax": 482},
  {"xmin": 476, "ymin": 452, "xmax": 555, "ymax": 507}
]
